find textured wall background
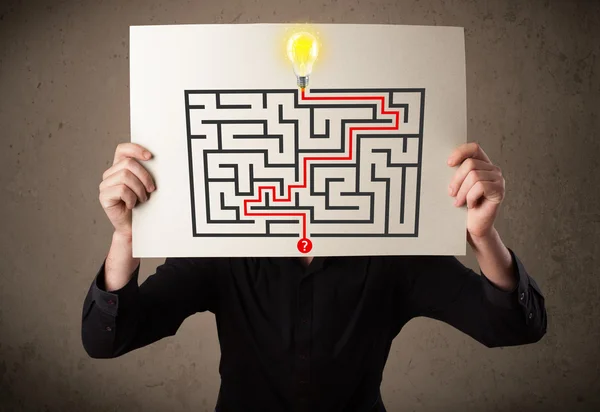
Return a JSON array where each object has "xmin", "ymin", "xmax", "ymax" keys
[{"xmin": 1, "ymin": 0, "xmax": 599, "ymax": 411}]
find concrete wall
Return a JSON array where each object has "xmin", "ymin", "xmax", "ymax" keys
[{"xmin": 1, "ymin": 0, "xmax": 599, "ymax": 410}]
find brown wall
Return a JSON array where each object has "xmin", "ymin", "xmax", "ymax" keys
[{"xmin": 1, "ymin": 0, "xmax": 599, "ymax": 411}]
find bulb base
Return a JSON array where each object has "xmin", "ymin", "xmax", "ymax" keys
[{"xmin": 297, "ymin": 75, "xmax": 309, "ymax": 89}]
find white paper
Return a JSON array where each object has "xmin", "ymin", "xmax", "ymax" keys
[{"xmin": 130, "ymin": 24, "xmax": 467, "ymax": 257}]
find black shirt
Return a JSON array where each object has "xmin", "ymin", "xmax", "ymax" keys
[{"xmin": 81, "ymin": 250, "xmax": 546, "ymax": 412}]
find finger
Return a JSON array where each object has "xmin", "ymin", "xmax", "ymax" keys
[
  {"xmin": 454, "ymin": 170, "xmax": 500, "ymax": 206},
  {"xmin": 99, "ymin": 184, "xmax": 138, "ymax": 210},
  {"xmin": 465, "ymin": 181, "xmax": 485, "ymax": 209},
  {"xmin": 449, "ymin": 158, "xmax": 499, "ymax": 196},
  {"xmin": 100, "ymin": 169, "xmax": 149, "ymax": 203},
  {"xmin": 113, "ymin": 142, "xmax": 152, "ymax": 165},
  {"xmin": 447, "ymin": 142, "xmax": 491, "ymax": 167},
  {"xmin": 465, "ymin": 180, "xmax": 504, "ymax": 209},
  {"xmin": 103, "ymin": 157, "xmax": 155, "ymax": 192}
]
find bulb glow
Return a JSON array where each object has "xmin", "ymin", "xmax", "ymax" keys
[{"xmin": 286, "ymin": 31, "xmax": 319, "ymax": 89}]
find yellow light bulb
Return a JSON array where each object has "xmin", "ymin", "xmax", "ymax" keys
[{"xmin": 286, "ymin": 31, "xmax": 319, "ymax": 89}]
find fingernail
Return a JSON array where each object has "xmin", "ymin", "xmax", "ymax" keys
[
  {"xmin": 149, "ymin": 185, "xmax": 155, "ymax": 192},
  {"xmin": 447, "ymin": 158, "xmax": 453, "ymax": 165},
  {"xmin": 448, "ymin": 185, "xmax": 453, "ymax": 195},
  {"xmin": 144, "ymin": 151, "xmax": 151, "ymax": 159}
]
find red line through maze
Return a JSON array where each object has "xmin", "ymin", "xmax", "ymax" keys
[{"xmin": 242, "ymin": 89, "xmax": 401, "ymax": 247}]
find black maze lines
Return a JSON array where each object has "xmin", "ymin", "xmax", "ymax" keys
[{"xmin": 184, "ymin": 88, "xmax": 425, "ymax": 238}]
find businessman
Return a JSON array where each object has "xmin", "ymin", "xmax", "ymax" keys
[{"xmin": 82, "ymin": 141, "xmax": 546, "ymax": 412}]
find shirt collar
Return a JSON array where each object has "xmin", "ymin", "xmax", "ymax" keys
[{"xmin": 267, "ymin": 256, "xmax": 330, "ymax": 273}]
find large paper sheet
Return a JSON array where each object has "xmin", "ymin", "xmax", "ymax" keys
[{"xmin": 130, "ymin": 24, "xmax": 467, "ymax": 257}]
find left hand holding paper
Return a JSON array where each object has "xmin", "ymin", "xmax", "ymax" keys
[{"xmin": 447, "ymin": 142, "xmax": 505, "ymax": 239}]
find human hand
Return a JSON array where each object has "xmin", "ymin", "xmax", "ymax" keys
[
  {"xmin": 447, "ymin": 142, "xmax": 505, "ymax": 239},
  {"xmin": 98, "ymin": 143, "xmax": 156, "ymax": 239}
]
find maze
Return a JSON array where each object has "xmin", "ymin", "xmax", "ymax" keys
[{"xmin": 184, "ymin": 88, "xmax": 425, "ymax": 245}]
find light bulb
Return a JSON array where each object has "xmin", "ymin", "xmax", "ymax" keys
[{"xmin": 286, "ymin": 31, "xmax": 319, "ymax": 89}]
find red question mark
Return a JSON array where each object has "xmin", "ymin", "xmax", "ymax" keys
[{"xmin": 297, "ymin": 238, "xmax": 312, "ymax": 253}]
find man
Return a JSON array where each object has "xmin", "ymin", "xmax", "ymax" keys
[{"xmin": 82, "ymin": 142, "xmax": 546, "ymax": 412}]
